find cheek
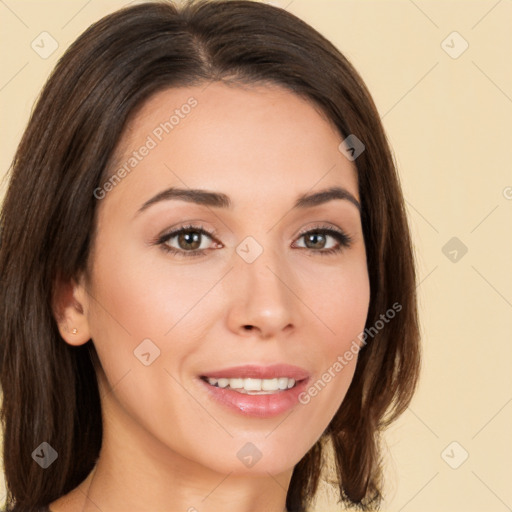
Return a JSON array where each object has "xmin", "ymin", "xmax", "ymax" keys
[
  {"xmin": 84, "ymin": 233, "xmax": 219, "ymax": 397},
  {"xmin": 89, "ymin": 231, "xmax": 216, "ymax": 335},
  {"xmin": 302, "ymin": 251, "xmax": 370, "ymax": 347},
  {"xmin": 83, "ymin": 241, "xmax": 165, "ymax": 385},
  {"xmin": 294, "ymin": 254, "xmax": 369, "ymax": 426}
]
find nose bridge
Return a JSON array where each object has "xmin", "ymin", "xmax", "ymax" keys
[
  {"xmin": 228, "ymin": 234, "xmax": 298, "ymax": 336},
  {"xmin": 245, "ymin": 243, "xmax": 287, "ymax": 298}
]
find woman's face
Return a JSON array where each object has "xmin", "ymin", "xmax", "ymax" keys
[{"xmin": 75, "ymin": 82, "xmax": 370, "ymax": 477}]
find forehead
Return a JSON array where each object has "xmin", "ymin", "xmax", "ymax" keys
[{"xmin": 103, "ymin": 82, "xmax": 359, "ymax": 215}]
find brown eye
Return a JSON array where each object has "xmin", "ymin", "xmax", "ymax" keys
[
  {"xmin": 303, "ymin": 232, "xmax": 328, "ymax": 249},
  {"xmin": 157, "ymin": 224, "xmax": 218, "ymax": 258},
  {"xmin": 174, "ymin": 230, "xmax": 203, "ymax": 251},
  {"xmin": 294, "ymin": 227, "xmax": 352, "ymax": 256}
]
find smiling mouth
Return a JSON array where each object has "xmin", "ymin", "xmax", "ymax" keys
[{"xmin": 200, "ymin": 376, "xmax": 303, "ymax": 395}]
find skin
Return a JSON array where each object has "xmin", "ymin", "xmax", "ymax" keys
[{"xmin": 51, "ymin": 82, "xmax": 370, "ymax": 512}]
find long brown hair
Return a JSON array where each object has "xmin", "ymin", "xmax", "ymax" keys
[{"xmin": 0, "ymin": 1, "xmax": 420, "ymax": 510}]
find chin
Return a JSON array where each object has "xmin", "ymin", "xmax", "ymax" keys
[{"xmin": 202, "ymin": 442, "xmax": 310, "ymax": 477}]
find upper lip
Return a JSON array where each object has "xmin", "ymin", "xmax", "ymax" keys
[{"xmin": 200, "ymin": 364, "xmax": 310, "ymax": 381}]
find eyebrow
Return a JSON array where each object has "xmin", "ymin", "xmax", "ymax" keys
[{"xmin": 136, "ymin": 185, "xmax": 361, "ymax": 215}]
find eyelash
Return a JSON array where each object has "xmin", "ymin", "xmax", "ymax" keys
[{"xmin": 155, "ymin": 223, "xmax": 353, "ymax": 258}]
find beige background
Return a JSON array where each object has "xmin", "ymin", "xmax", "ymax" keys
[{"xmin": 1, "ymin": 1, "xmax": 511, "ymax": 510}]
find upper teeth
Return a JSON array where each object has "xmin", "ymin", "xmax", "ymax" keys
[{"xmin": 206, "ymin": 377, "xmax": 296, "ymax": 393}]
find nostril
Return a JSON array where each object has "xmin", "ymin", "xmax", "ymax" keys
[{"xmin": 243, "ymin": 325, "xmax": 254, "ymax": 331}]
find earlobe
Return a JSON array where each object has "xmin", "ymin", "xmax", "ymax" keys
[{"xmin": 52, "ymin": 275, "xmax": 91, "ymax": 346}]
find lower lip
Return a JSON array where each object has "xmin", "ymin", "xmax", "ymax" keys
[{"xmin": 199, "ymin": 378, "xmax": 310, "ymax": 418}]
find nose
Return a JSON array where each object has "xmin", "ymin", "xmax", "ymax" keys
[{"xmin": 226, "ymin": 246, "xmax": 299, "ymax": 340}]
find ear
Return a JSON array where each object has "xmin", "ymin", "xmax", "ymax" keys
[{"xmin": 52, "ymin": 274, "xmax": 91, "ymax": 346}]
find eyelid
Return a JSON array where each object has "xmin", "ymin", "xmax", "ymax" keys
[
  {"xmin": 296, "ymin": 223, "xmax": 351, "ymax": 240},
  {"xmin": 155, "ymin": 223, "xmax": 219, "ymax": 246}
]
